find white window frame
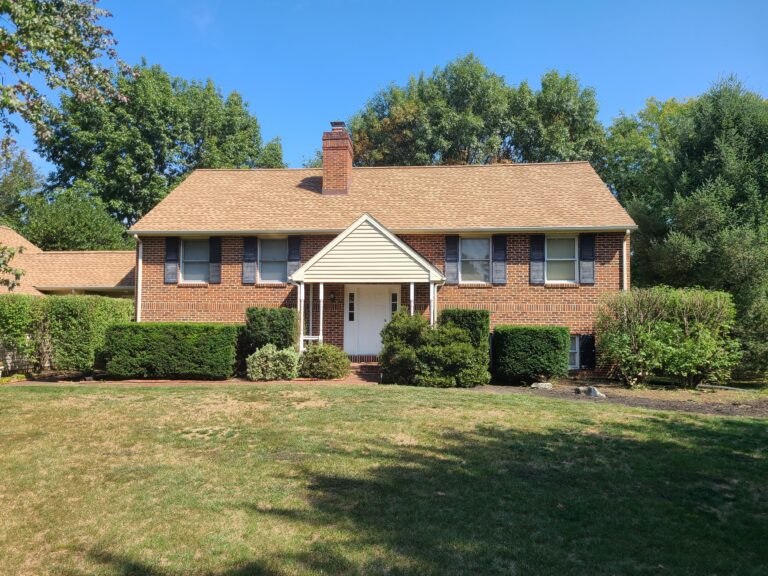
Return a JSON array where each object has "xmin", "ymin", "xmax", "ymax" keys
[
  {"xmin": 545, "ymin": 235, "xmax": 578, "ymax": 284},
  {"xmin": 569, "ymin": 335, "xmax": 580, "ymax": 369},
  {"xmin": 459, "ymin": 236, "xmax": 492, "ymax": 284},
  {"xmin": 180, "ymin": 237, "xmax": 210, "ymax": 284},
  {"xmin": 258, "ymin": 237, "xmax": 289, "ymax": 284}
]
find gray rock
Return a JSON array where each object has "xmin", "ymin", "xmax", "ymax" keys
[
  {"xmin": 575, "ymin": 386, "xmax": 589, "ymax": 394},
  {"xmin": 586, "ymin": 386, "xmax": 606, "ymax": 398},
  {"xmin": 530, "ymin": 382, "xmax": 553, "ymax": 390}
]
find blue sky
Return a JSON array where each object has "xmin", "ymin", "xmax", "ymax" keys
[{"xmin": 16, "ymin": 0, "xmax": 768, "ymax": 169}]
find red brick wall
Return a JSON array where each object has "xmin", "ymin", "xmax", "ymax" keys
[{"xmin": 138, "ymin": 232, "xmax": 629, "ymax": 345}]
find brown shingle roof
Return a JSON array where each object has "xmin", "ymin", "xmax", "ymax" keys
[
  {"xmin": 130, "ymin": 162, "xmax": 636, "ymax": 234},
  {"xmin": 0, "ymin": 225, "xmax": 42, "ymax": 253}
]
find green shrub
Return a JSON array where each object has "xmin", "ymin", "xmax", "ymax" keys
[
  {"xmin": 241, "ymin": 307, "xmax": 298, "ymax": 359},
  {"xmin": 381, "ymin": 311, "xmax": 490, "ymax": 387},
  {"xmin": 596, "ymin": 287, "xmax": 741, "ymax": 387},
  {"xmin": 246, "ymin": 344, "xmax": 299, "ymax": 381},
  {"xmin": 492, "ymin": 325, "xmax": 570, "ymax": 384},
  {"xmin": 0, "ymin": 294, "xmax": 44, "ymax": 369},
  {"xmin": 104, "ymin": 323, "xmax": 238, "ymax": 379},
  {"xmin": 439, "ymin": 308, "xmax": 490, "ymax": 355},
  {"xmin": 44, "ymin": 296, "xmax": 134, "ymax": 373},
  {"xmin": 298, "ymin": 344, "xmax": 350, "ymax": 379}
]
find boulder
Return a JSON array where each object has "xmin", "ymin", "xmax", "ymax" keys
[{"xmin": 530, "ymin": 382, "xmax": 553, "ymax": 390}]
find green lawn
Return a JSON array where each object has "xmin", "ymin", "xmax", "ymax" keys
[{"xmin": 1, "ymin": 384, "xmax": 766, "ymax": 575}]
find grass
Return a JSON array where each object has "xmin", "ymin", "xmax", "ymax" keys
[{"xmin": 0, "ymin": 383, "xmax": 766, "ymax": 575}]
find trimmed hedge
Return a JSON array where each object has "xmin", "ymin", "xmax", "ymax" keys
[
  {"xmin": 104, "ymin": 323, "xmax": 238, "ymax": 379},
  {"xmin": 492, "ymin": 325, "xmax": 570, "ymax": 384},
  {"xmin": 0, "ymin": 294, "xmax": 132, "ymax": 373},
  {"xmin": 439, "ymin": 308, "xmax": 490, "ymax": 356},
  {"xmin": 241, "ymin": 307, "xmax": 298, "ymax": 359},
  {"xmin": 298, "ymin": 344, "xmax": 350, "ymax": 379}
]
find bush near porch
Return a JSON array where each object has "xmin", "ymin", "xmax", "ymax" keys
[
  {"xmin": 103, "ymin": 323, "xmax": 239, "ymax": 379},
  {"xmin": 380, "ymin": 310, "xmax": 491, "ymax": 387},
  {"xmin": 240, "ymin": 307, "xmax": 299, "ymax": 358},
  {"xmin": 0, "ymin": 294, "xmax": 133, "ymax": 373}
]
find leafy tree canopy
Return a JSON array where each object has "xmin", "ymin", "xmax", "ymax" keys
[
  {"xmin": 350, "ymin": 55, "xmax": 605, "ymax": 167},
  {"xmin": 0, "ymin": 0, "xmax": 122, "ymax": 148},
  {"xmin": 0, "ymin": 145, "xmax": 40, "ymax": 226},
  {"xmin": 21, "ymin": 186, "xmax": 131, "ymax": 251},
  {"xmin": 38, "ymin": 62, "xmax": 283, "ymax": 224}
]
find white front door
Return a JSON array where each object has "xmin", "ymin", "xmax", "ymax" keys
[{"xmin": 344, "ymin": 284, "xmax": 399, "ymax": 355}]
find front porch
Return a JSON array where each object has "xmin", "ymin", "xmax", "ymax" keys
[{"xmin": 289, "ymin": 214, "xmax": 445, "ymax": 355}]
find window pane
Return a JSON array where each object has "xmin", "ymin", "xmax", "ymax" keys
[
  {"xmin": 547, "ymin": 260, "xmax": 576, "ymax": 281},
  {"xmin": 547, "ymin": 237, "xmax": 576, "ymax": 259},
  {"xmin": 461, "ymin": 260, "xmax": 490, "ymax": 282},
  {"xmin": 261, "ymin": 239, "xmax": 287, "ymax": 261},
  {"xmin": 570, "ymin": 335, "xmax": 579, "ymax": 353},
  {"xmin": 184, "ymin": 239, "xmax": 209, "ymax": 262},
  {"xmin": 461, "ymin": 238, "xmax": 490, "ymax": 260},
  {"xmin": 260, "ymin": 261, "xmax": 287, "ymax": 282},
  {"xmin": 569, "ymin": 352, "xmax": 578, "ymax": 367},
  {"xmin": 183, "ymin": 262, "xmax": 209, "ymax": 282}
]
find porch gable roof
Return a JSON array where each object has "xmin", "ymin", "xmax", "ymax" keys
[{"xmin": 290, "ymin": 213, "xmax": 445, "ymax": 284}]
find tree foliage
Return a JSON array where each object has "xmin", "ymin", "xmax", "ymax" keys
[
  {"xmin": 0, "ymin": 0, "xmax": 122, "ymax": 147},
  {"xmin": 38, "ymin": 62, "xmax": 283, "ymax": 223},
  {"xmin": 21, "ymin": 186, "xmax": 130, "ymax": 250},
  {"xmin": 0, "ymin": 145, "xmax": 39, "ymax": 226},
  {"xmin": 0, "ymin": 244, "xmax": 24, "ymax": 291},
  {"xmin": 603, "ymin": 79, "xmax": 768, "ymax": 374},
  {"xmin": 350, "ymin": 55, "xmax": 605, "ymax": 167}
]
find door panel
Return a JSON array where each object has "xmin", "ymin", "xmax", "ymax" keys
[{"xmin": 344, "ymin": 285, "xmax": 399, "ymax": 355}]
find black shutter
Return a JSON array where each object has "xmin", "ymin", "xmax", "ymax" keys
[
  {"xmin": 164, "ymin": 237, "xmax": 179, "ymax": 284},
  {"xmin": 579, "ymin": 334, "xmax": 596, "ymax": 370},
  {"xmin": 529, "ymin": 234, "xmax": 545, "ymax": 285},
  {"xmin": 242, "ymin": 238, "xmax": 257, "ymax": 285},
  {"xmin": 287, "ymin": 236, "xmax": 301, "ymax": 278},
  {"xmin": 579, "ymin": 234, "xmax": 596, "ymax": 285},
  {"xmin": 209, "ymin": 237, "xmax": 222, "ymax": 284},
  {"xmin": 445, "ymin": 236, "xmax": 460, "ymax": 285},
  {"xmin": 491, "ymin": 235, "xmax": 507, "ymax": 285}
]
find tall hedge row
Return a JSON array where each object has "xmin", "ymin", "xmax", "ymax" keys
[
  {"xmin": 0, "ymin": 294, "xmax": 133, "ymax": 373},
  {"xmin": 492, "ymin": 326, "xmax": 570, "ymax": 384},
  {"xmin": 104, "ymin": 323, "xmax": 239, "ymax": 380}
]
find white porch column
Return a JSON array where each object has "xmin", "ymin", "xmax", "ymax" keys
[
  {"xmin": 433, "ymin": 283, "xmax": 438, "ymax": 324},
  {"xmin": 318, "ymin": 283, "xmax": 324, "ymax": 343},
  {"xmin": 298, "ymin": 283, "xmax": 305, "ymax": 352},
  {"xmin": 409, "ymin": 282, "xmax": 414, "ymax": 316},
  {"xmin": 428, "ymin": 283, "xmax": 435, "ymax": 326}
]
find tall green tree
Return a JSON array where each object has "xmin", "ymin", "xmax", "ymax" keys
[
  {"xmin": 604, "ymin": 79, "xmax": 768, "ymax": 373},
  {"xmin": 0, "ymin": 0, "xmax": 122, "ymax": 148},
  {"xmin": 38, "ymin": 62, "xmax": 283, "ymax": 224},
  {"xmin": 0, "ymin": 145, "xmax": 40, "ymax": 226},
  {"xmin": 0, "ymin": 244, "xmax": 24, "ymax": 291},
  {"xmin": 21, "ymin": 186, "xmax": 130, "ymax": 251}
]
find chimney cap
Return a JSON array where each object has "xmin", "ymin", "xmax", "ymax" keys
[{"xmin": 330, "ymin": 121, "xmax": 346, "ymax": 130}]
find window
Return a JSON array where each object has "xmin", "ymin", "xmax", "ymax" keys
[
  {"xmin": 569, "ymin": 335, "xmax": 580, "ymax": 369},
  {"xmin": 181, "ymin": 239, "xmax": 209, "ymax": 283},
  {"xmin": 546, "ymin": 237, "xmax": 577, "ymax": 283},
  {"xmin": 391, "ymin": 292, "xmax": 399, "ymax": 314},
  {"xmin": 348, "ymin": 292, "xmax": 355, "ymax": 321},
  {"xmin": 259, "ymin": 238, "xmax": 288, "ymax": 283},
  {"xmin": 460, "ymin": 237, "xmax": 491, "ymax": 283}
]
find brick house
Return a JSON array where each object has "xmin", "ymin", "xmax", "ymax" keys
[{"xmin": 130, "ymin": 122, "xmax": 636, "ymax": 369}]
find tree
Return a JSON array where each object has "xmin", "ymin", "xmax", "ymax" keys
[
  {"xmin": 507, "ymin": 71, "xmax": 606, "ymax": 164},
  {"xmin": 0, "ymin": 145, "xmax": 40, "ymax": 226},
  {"xmin": 0, "ymin": 0, "xmax": 122, "ymax": 148},
  {"xmin": 349, "ymin": 55, "xmax": 605, "ymax": 167},
  {"xmin": 258, "ymin": 138, "xmax": 286, "ymax": 168},
  {"xmin": 302, "ymin": 149, "xmax": 323, "ymax": 168},
  {"xmin": 21, "ymin": 186, "xmax": 130, "ymax": 251},
  {"xmin": 604, "ymin": 79, "xmax": 768, "ymax": 374},
  {"xmin": 38, "ymin": 62, "xmax": 282, "ymax": 224},
  {"xmin": 0, "ymin": 244, "xmax": 23, "ymax": 291}
]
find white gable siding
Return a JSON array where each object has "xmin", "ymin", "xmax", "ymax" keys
[{"xmin": 300, "ymin": 220, "xmax": 432, "ymax": 282}]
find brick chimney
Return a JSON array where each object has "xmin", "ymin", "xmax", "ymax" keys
[{"xmin": 322, "ymin": 121, "xmax": 353, "ymax": 195}]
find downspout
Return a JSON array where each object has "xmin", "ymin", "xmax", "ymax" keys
[
  {"xmin": 134, "ymin": 235, "xmax": 143, "ymax": 322},
  {"xmin": 622, "ymin": 229, "xmax": 630, "ymax": 291}
]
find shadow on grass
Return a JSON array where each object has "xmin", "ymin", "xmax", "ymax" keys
[{"xmin": 83, "ymin": 416, "xmax": 768, "ymax": 576}]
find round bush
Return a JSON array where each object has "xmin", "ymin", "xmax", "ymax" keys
[
  {"xmin": 246, "ymin": 344, "xmax": 299, "ymax": 381},
  {"xmin": 298, "ymin": 344, "xmax": 350, "ymax": 379}
]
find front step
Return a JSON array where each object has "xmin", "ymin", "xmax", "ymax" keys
[{"xmin": 350, "ymin": 362, "xmax": 381, "ymax": 383}]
